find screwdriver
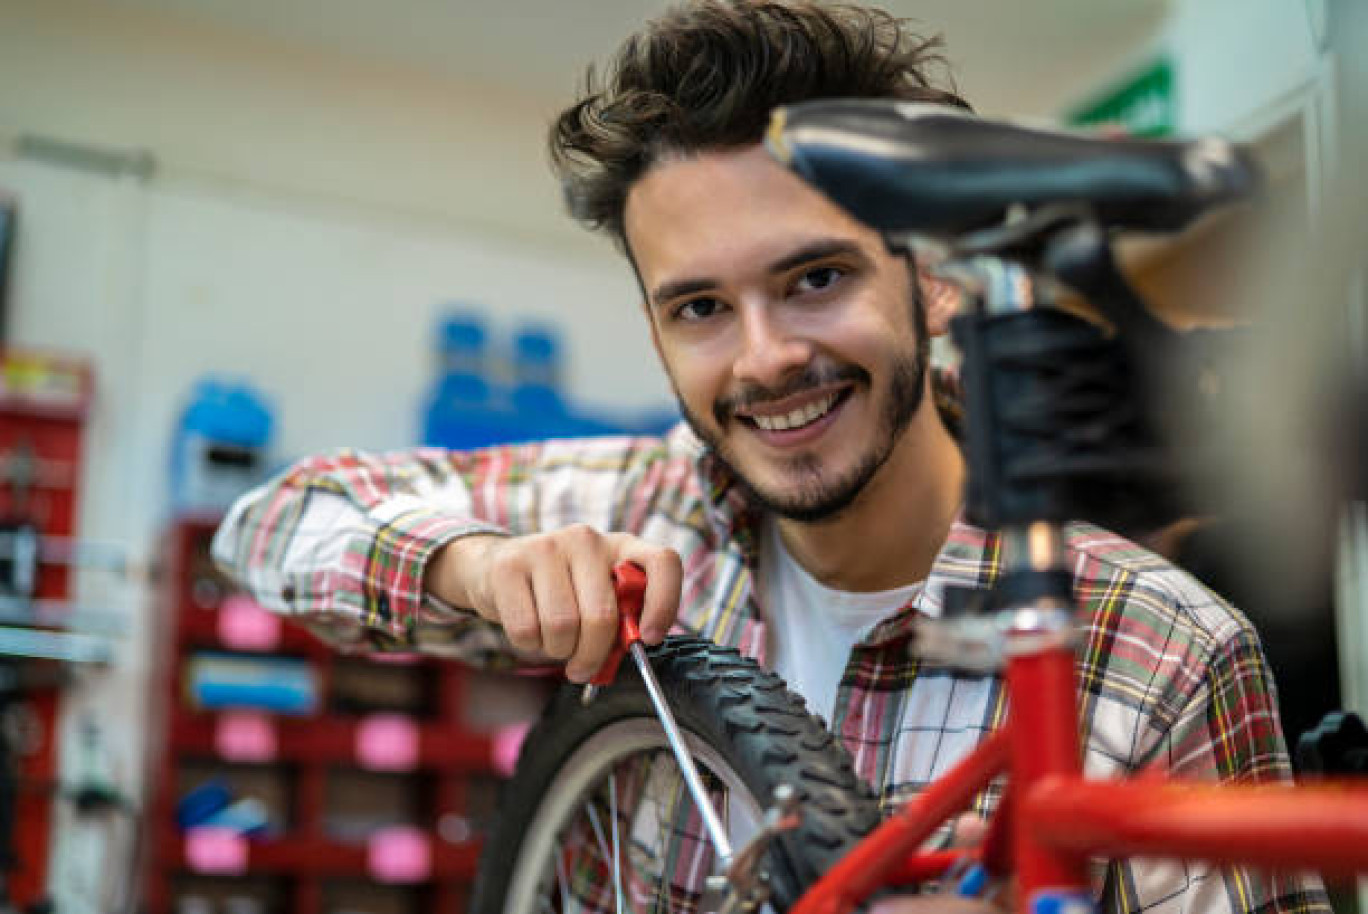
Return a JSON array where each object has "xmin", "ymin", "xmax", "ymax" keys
[{"xmin": 584, "ymin": 562, "xmax": 735, "ymax": 869}]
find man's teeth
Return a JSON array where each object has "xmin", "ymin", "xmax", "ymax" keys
[{"xmin": 752, "ymin": 393, "xmax": 838, "ymax": 431}]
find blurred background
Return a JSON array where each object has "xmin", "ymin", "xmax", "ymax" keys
[{"xmin": 0, "ymin": 0, "xmax": 1362, "ymax": 912}]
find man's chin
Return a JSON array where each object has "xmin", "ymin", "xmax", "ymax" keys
[
  {"xmin": 730, "ymin": 463, "xmax": 874, "ymax": 525},
  {"xmin": 751, "ymin": 486, "xmax": 866, "ymax": 525},
  {"xmin": 685, "ymin": 415, "xmax": 878, "ymax": 522}
]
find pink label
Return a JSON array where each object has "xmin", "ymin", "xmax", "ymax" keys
[
  {"xmin": 218, "ymin": 594, "xmax": 282, "ymax": 651},
  {"xmin": 355, "ymin": 714, "xmax": 420, "ymax": 771},
  {"xmin": 215, "ymin": 711, "xmax": 277, "ymax": 762},
  {"xmin": 185, "ymin": 826, "xmax": 249, "ymax": 874},
  {"xmin": 367, "ymin": 827, "xmax": 431, "ymax": 883},
  {"xmin": 492, "ymin": 723, "xmax": 531, "ymax": 778}
]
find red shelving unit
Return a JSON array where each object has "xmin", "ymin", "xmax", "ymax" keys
[
  {"xmin": 143, "ymin": 517, "xmax": 540, "ymax": 914},
  {"xmin": 0, "ymin": 349, "xmax": 95, "ymax": 910}
]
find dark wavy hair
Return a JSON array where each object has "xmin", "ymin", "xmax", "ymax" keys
[{"xmin": 549, "ymin": 0, "xmax": 970, "ymax": 248}]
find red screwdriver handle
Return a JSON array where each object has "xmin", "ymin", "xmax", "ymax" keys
[{"xmin": 588, "ymin": 561, "xmax": 647, "ymax": 687}]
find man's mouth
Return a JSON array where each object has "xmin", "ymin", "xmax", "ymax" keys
[
  {"xmin": 750, "ymin": 392, "xmax": 838, "ymax": 430},
  {"xmin": 735, "ymin": 387, "xmax": 853, "ymax": 436}
]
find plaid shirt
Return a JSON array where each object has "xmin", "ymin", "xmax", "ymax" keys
[{"xmin": 213, "ymin": 424, "xmax": 1329, "ymax": 914}]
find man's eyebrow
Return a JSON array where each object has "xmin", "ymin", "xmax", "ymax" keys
[
  {"xmin": 649, "ymin": 277, "xmax": 717, "ymax": 310},
  {"xmin": 648, "ymin": 239, "xmax": 864, "ymax": 310},
  {"xmin": 767, "ymin": 239, "xmax": 863, "ymax": 275}
]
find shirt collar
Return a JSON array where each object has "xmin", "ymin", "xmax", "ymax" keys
[
  {"xmin": 680, "ymin": 426, "xmax": 763, "ymax": 566},
  {"xmin": 681, "ymin": 423, "xmax": 1001, "ymax": 645},
  {"xmin": 864, "ymin": 514, "xmax": 1002, "ymax": 644}
]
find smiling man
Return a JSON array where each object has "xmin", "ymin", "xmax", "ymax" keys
[
  {"xmin": 630, "ymin": 146, "xmax": 960, "ymax": 540},
  {"xmin": 213, "ymin": 3, "xmax": 1324, "ymax": 913}
]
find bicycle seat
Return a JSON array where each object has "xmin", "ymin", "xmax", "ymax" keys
[{"xmin": 766, "ymin": 100, "xmax": 1258, "ymax": 238}]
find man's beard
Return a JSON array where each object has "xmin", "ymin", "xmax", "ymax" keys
[{"xmin": 677, "ymin": 347, "xmax": 927, "ymax": 525}]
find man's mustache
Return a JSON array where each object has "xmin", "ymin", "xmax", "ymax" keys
[{"xmin": 713, "ymin": 364, "xmax": 868, "ymax": 425}]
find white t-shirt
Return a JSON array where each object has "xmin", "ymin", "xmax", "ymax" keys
[{"xmin": 758, "ymin": 518, "xmax": 924, "ymax": 723}]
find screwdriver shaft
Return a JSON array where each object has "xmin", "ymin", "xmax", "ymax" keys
[{"xmin": 628, "ymin": 641, "xmax": 735, "ymax": 867}]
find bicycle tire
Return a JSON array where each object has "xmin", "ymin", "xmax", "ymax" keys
[{"xmin": 470, "ymin": 636, "xmax": 882, "ymax": 913}]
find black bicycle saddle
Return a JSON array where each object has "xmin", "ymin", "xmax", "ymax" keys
[{"xmin": 766, "ymin": 100, "xmax": 1258, "ymax": 238}]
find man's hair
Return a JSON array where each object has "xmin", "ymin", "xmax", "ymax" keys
[{"xmin": 549, "ymin": 0, "xmax": 969, "ymax": 247}]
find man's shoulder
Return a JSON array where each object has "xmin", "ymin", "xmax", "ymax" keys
[
  {"xmin": 533, "ymin": 421, "xmax": 701, "ymax": 467},
  {"xmin": 1063, "ymin": 520, "xmax": 1257, "ymax": 651},
  {"xmin": 527, "ymin": 422, "xmax": 716, "ymax": 519}
]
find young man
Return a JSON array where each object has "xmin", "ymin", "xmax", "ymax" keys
[{"xmin": 213, "ymin": 3, "xmax": 1326, "ymax": 912}]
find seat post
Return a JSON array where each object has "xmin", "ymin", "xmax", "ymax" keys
[{"xmin": 954, "ymin": 261, "xmax": 1094, "ymax": 909}]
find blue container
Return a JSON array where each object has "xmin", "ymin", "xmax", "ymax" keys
[
  {"xmin": 201, "ymin": 797, "xmax": 273, "ymax": 837},
  {"xmin": 176, "ymin": 779, "xmax": 233, "ymax": 830},
  {"xmin": 171, "ymin": 378, "xmax": 275, "ymax": 515},
  {"xmin": 185, "ymin": 653, "xmax": 319, "ymax": 716},
  {"xmin": 511, "ymin": 324, "xmax": 562, "ymax": 390},
  {"xmin": 421, "ymin": 312, "xmax": 678, "ymax": 448},
  {"xmin": 439, "ymin": 311, "xmax": 491, "ymax": 378}
]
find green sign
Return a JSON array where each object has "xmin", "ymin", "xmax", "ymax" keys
[{"xmin": 1067, "ymin": 58, "xmax": 1175, "ymax": 138}]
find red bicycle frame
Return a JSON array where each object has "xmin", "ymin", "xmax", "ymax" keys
[
  {"xmin": 790, "ymin": 526, "xmax": 1368, "ymax": 914},
  {"xmin": 754, "ymin": 94, "xmax": 1368, "ymax": 914}
]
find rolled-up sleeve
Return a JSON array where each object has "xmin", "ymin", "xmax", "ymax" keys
[{"xmin": 211, "ymin": 436, "xmax": 673, "ymax": 662}]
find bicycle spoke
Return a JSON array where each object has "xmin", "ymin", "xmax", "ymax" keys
[
  {"xmin": 661, "ymin": 775, "xmax": 677, "ymax": 914},
  {"xmin": 586, "ymin": 803, "xmax": 612, "ymax": 864},
  {"xmin": 549, "ymin": 760, "xmax": 744, "ymax": 912},
  {"xmin": 586, "ymin": 801, "xmax": 619, "ymax": 907},
  {"xmin": 610, "ymin": 768, "xmax": 629, "ymax": 914},
  {"xmin": 555, "ymin": 843, "xmax": 570, "ymax": 912}
]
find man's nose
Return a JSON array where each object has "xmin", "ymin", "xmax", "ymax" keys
[{"xmin": 732, "ymin": 303, "xmax": 812, "ymax": 388}]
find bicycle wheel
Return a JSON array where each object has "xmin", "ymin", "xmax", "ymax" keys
[{"xmin": 471, "ymin": 636, "xmax": 882, "ymax": 913}]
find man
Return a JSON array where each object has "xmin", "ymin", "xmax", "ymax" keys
[{"xmin": 213, "ymin": 3, "xmax": 1326, "ymax": 912}]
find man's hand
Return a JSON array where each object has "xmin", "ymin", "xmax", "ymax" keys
[
  {"xmin": 871, "ymin": 815, "xmax": 1009, "ymax": 914},
  {"xmin": 424, "ymin": 528, "xmax": 683, "ymax": 682}
]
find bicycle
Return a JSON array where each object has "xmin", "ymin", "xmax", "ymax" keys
[{"xmin": 470, "ymin": 102, "xmax": 1368, "ymax": 914}]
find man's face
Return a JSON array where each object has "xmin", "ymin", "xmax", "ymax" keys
[{"xmin": 624, "ymin": 144, "xmax": 930, "ymax": 523}]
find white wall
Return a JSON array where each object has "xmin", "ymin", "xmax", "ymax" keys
[
  {"xmin": 1166, "ymin": 0, "xmax": 1328, "ymax": 137},
  {"xmin": 0, "ymin": 0, "xmax": 592, "ymax": 251},
  {"xmin": 0, "ymin": 4, "xmax": 663, "ymax": 906}
]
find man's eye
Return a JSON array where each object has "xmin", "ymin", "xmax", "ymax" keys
[
  {"xmin": 673, "ymin": 297, "xmax": 725, "ymax": 322},
  {"xmin": 793, "ymin": 266, "xmax": 845, "ymax": 293}
]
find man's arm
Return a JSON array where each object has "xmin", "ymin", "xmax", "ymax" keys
[
  {"xmin": 423, "ymin": 526, "xmax": 679, "ymax": 680},
  {"xmin": 211, "ymin": 439, "xmax": 681, "ymax": 674}
]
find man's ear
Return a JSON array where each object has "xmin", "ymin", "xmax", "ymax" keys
[{"xmin": 918, "ymin": 267, "xmax": 962, "ymax": 337}]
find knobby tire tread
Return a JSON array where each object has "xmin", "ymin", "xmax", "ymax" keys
[{"xmin": 470, "ymin": 636, "xmax": 882, "ymax": 912}]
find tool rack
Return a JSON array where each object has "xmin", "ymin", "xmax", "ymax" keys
[{"xmin": 142, "ymin": 514, "xmax": 543, "ymax": 914}]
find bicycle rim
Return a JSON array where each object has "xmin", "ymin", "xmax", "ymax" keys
[
  {"xmin": 471, "ymin": 638, "xmax": 883, "ymax": 914},
  {"xmin": 505, "ymin": 718, "xmax": 764, "ymax": 913}
]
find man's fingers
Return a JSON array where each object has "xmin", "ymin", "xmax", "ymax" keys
[
  {"xmin": 475, "ymin": 531, "xmax": 683, "ymax": 678},
  {"xmin": 626, "ymin": 546, "xmax": 683, "ymax": 643},
  {"xmin": 948, "ymin": 813, "xmax": 988, "ymax": 848},
  {"xmin": 565, "ymin": 553, "xmax": 620, "ymax": 683},
  {"xmin": 492, "ymin": 573, "xmax": 541, "ymax": 655},
  {"xmin": 941, "ymin": 815, "xmax": 1012, "ymax": 914},
  {"xmin": 530, "ymin": 556, "xmax": 581, "ymax": 661}
]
